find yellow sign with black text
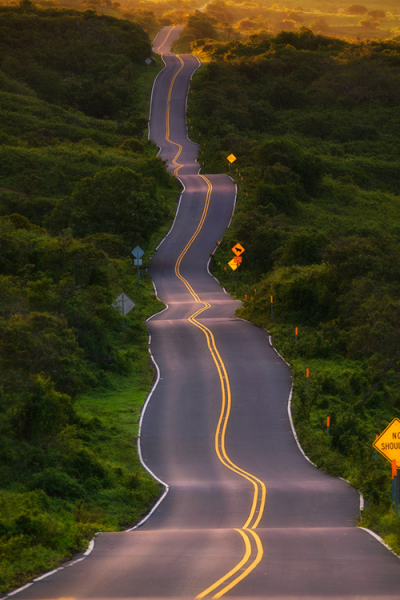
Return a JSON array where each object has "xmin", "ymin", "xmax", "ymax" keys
[
  {"xmin": 228, "ymin": 258, "xmax": 239, "ymax": 271},
  {"xmin": 373, "ymin": 418, "xmax": 400, "ymax": 467}
]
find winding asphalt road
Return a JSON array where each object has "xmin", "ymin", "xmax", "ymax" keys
[{"xmin": 13, "ymin": 25, "xmax": 400, "ymax": 600}]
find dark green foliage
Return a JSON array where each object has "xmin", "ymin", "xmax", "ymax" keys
[
  {"xmin": 187, "ymin": 11, "xmax": 218, "ymax": 38},
  {"xmin": 50, "ymin": 167, "xmax": 170, "ymax": 246},
  {"xmin": 0, "ymin": 313, "xmax": 90, "ymax": 397},
  {"xmin": 0, "ymin": 6, "xmax": 151, "ymax": 119},
  {"xmin": 256, "ymin": 183, "xmax": 297, "ymax": 215},
  {"xmin": 259, "ymin": 139, "xmax": 324, "ymax": 196}
]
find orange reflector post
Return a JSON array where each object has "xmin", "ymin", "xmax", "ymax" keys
[
  {"xmin": 295, "ymin": 327, "xmax": 298, "ymax": 335},
  {"xmin": 306, "ymin": 368, "xmax": 309, "ymax": 378},
  {"xmin": 393, "ymin": 459, "xmax": 397, "ymax": 479},
  {"xmin": 327, "ymin": 416, "xmax": 330, "ymax": 427},
  {"xmin": 270, "ymin": 296, "xmax": 273, "ymax": 303}
]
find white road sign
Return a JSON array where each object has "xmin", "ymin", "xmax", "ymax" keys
[{"xmin": 112, "ymin": 293, "xmax": 135, "ymax": 316}]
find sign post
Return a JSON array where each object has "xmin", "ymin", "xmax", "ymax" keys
[
  {"xmin": 132, "ymin": 246, "xmax": 145, "ymax": 285},
  {"xmin": 392, "ymin": 460, "xmax": 399, "ymax": 515},
  {"xmin": 228, "ymin": 243, "xmax": 245, "ymax": 277},
  {"xmin": 227, "ymin": 153, "xmax": 236, "ymax": 173},
  {"xmin": 112, "ymin": 293, "xmax": 135, "ymax": 340}
]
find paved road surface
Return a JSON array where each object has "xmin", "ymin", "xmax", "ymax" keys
[{"xmin": 13, "ymin": 25, "xmax": 400, "ymax": 600}]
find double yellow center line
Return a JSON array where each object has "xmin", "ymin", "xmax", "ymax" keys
[{"xmin": 163, "ymin": 41, "xmax": 265, "ymax": 598}]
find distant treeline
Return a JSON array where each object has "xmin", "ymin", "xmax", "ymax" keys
[
  {"xmin": 187, "ymin": 29, "xmax": 400, "ymax": 551},
  {"xmin": 0, "ymin": 7, "xmax": 178, "ymax": 594}
]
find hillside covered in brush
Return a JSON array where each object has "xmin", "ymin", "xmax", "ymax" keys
[
  {"xmin": 0, "ymin": 6, "xmax": 178, "ymax": 594},
  {"xmin": 187, "ymin": 28, "xmax": 400, "ymax": 550}
]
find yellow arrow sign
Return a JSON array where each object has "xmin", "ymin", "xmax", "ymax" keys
[
  {"xmin": 227, "ymin": 154, "xmax": 237, "ymax": 164},
  {"xmin": 228, "ymin": 258, "xmax": 238, "ymax": 271},
  {"xmin": 232, "ymin": 243, "xmax": 245, "ymax": 257},
  {"xmin": 373, "ymin": 418, "xmax": 400, "ymax": 467}
]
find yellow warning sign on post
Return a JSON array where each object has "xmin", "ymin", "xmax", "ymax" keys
[
  {"xmin": 232, "ymin": 243, "xmax": 245, "ymax": 257},
  {"xmin": 373, "ymin": 418, "xmax": 400, "ymax": 467},
  {"xmin": 228, "ymin": 258, "xmax": 238, "ymax": 271},
  {"xmin": 227, "ymin": 154, "xmax": 237, "ymax": 164}
]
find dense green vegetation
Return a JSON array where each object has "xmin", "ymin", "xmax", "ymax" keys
[
  {"xmin": 0, "ymin": 7, "xmax": 179, "ymax": 594},
  {"xmin": 187, "ymin": 29, "xmax": 400, "ymax": 550}
]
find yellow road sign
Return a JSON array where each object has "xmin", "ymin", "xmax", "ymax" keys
[
  {"xmin": 228, "ymin": 258, "xmax": 238, "ymax": 271},
  {"xmin": 373, "ymin": 418, "xmax": 400, "ymax": 467},
  {"xmin": 232, "ymin": 243, "xmax": 245, "ymax": 257},
  {"xmin": 227, "ymin": 154, "xmax": 237, "ymax": 164}
]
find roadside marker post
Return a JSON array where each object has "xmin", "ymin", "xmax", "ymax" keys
[
  {"xmin": 306, "ymin": 368, "xmax": 309, "ymax": 398},
  {"xmin": 327, "ymin": 416, "xmax": 330, "ymax": 446},
  {"xmin": 270, "ymin": 296, "xmax": 273, "ymax": 321},
  {"xmin": 295, "ymin": 327, "xmax": 298, "ymax": 344}
]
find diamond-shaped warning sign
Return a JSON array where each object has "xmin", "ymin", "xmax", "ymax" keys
[
  {"xmin": 373, "ymin": 418, "xmax": 400, "ymax": 467},
  {"xmin": 232, "ymin": 243, "xmax": 245, "ymax": 257},
  {"xmin": 228, "ymin": 258, "xmax": 238, "ymax": 271},
  {"xmin": 227, "ymin": 154, "xmax": 237, "ymax": 164}
]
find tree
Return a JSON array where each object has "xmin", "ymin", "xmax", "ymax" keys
[
  {"xmin": 347, "ymin": 4, "xmax": 367, "ymax": 15},
  {"xmin": 0, "ymin": 312, "xmax": 90, "ymax": 397},
  {"xmin": 186, "ymin": 11, "xmax": 218, "ymax": 39},
  {"xmin": 259, "ymin": 139, "xmax": 324, "ymax": 196},
  {"xmin": 368, "ymin": 10, "xmax": 385, "ymax": 19},
  {"xmin": 53, "ymin": 167, "xmax": 169, "ymax": 247},
  {"xmin": 346, "ymin": 296, "xmax": 400, "ymax": 408},
  {"xmin": 8, "ymin": 375, "xmax": 73, "ymax": 446}
]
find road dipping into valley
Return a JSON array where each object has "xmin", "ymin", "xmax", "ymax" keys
[{"xmin": 13, "ymin": 25, "xmax": 400, "ymax": 600}]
